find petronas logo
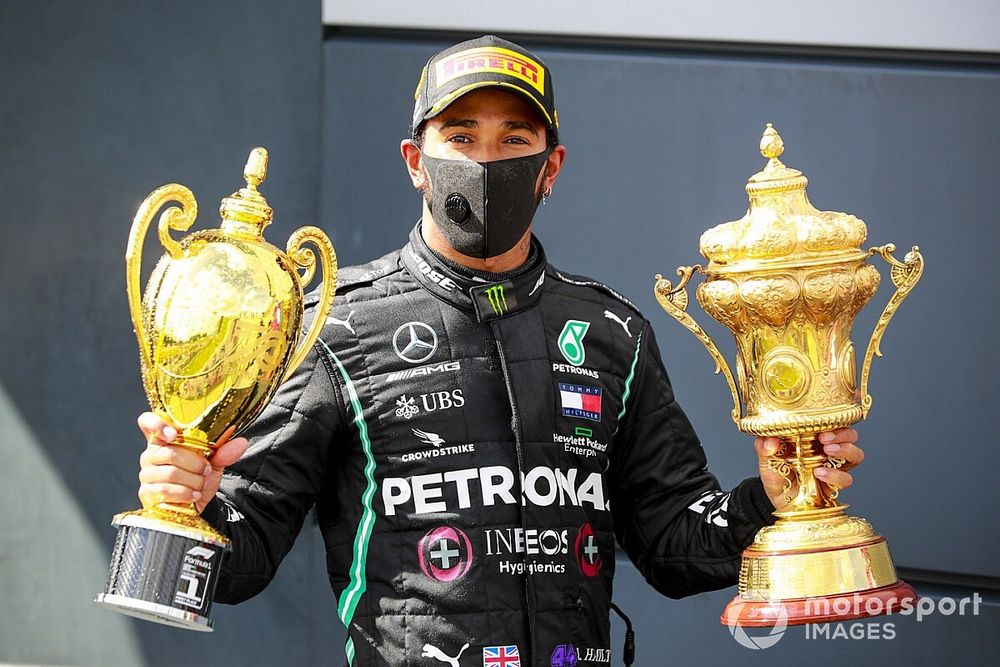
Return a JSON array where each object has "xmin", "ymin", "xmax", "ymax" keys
[
  {"xmin": 485, "ymin": 285, "xmax": 508, "ymax": 316},
  {"xmin": 558, "ymin": 320, "xmax": 590, "ymax": 366}
]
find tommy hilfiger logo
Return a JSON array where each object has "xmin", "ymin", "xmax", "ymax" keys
[{"xmin": 559, "ymin": 383, "xmax": 602, "ymax": 422}]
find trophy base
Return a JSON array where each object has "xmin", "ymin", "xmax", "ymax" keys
[
  {"xmin": 722, "ymin": 580, "xmax": 917, "ymax": 627},
  {"xmin": 722, "ymin": 509, "xmax": 917, "ymax": 627},
  {"xmin": 95, "ymin": 508, "xmax": 230, "ymax": 631}
]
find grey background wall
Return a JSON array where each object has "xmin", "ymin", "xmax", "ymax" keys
[
  {"xmin": 1, "ymin": 3, "xmax": 998, "ymax": 666},
  {"xmin": 0, "ymin": 1, "xmax": 342, "ymax": 665}
]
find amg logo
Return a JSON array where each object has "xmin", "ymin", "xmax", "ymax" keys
[
  {"xmin": 408, "ymin": 246, "xmax": 459, "ymax": 291},
  {"xmin": 386, "ymin": 360, "xmax": 461, "ymax": 383}
]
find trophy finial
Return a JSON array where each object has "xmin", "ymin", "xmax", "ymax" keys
[
  {"xmin": 244, "ymin": 147, "xmax": 268, "ymax": 190},
  {"xmin": 760, "ymin": 123, "xmax": 785, "ymax": 161},
  {"xmin": 219, "ymin": 147, "xmax": 273, "ymax": 231}
]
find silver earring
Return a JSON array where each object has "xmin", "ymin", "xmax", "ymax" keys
[{"xmin": 542, "ymin": 186, "xmax": 552, "ymax": 205}]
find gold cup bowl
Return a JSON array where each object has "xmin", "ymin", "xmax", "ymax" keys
[
  {"xmin": 95, "ymin": 148, "xmax": 337, "ymax": 630},
  {"xmin": 654, "ymin": 125, "xmax": 922, "ymax": 626}
]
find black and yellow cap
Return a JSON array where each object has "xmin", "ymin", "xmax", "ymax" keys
[{"xmin": 411, "ymin": 35, "xmax": 559, "ymax": 143}]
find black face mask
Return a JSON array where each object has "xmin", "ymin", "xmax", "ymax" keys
[{"xmin": 421, "ymin": 149, "xmax": 551, "ymax": 259}]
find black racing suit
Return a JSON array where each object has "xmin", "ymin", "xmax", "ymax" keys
[{"xmin": 201, "ymin": 223, "xmax": 777, "ymax": 666}]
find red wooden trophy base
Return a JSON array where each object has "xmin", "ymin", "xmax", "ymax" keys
[{"xmin": 722, "ymin": 580, "xmax": 918, "ymax": 627}]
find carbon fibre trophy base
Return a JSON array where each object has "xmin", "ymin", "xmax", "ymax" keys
[{"xmin": 96, "ymin": 510, "xmax": 229, "ymax": 631}]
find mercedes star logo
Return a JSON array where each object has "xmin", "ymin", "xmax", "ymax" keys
[{"xmin": 392, "ymin": 321, "xmax": 438, "ymax": 364}]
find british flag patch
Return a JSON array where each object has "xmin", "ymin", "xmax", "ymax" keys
[{"xmin": 483, "ymin": 645, "xmax": 520, "ymax": 667}]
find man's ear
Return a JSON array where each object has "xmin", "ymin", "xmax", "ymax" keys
[
  {"xmin": 542, "ymin": 145, "xmax": 567, "ymax": 192},
  {"xmin": 400, "ymin": 139, "xmax": 428, "ymax": 191}
]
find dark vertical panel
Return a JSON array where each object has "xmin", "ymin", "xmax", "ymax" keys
[{"xmin": 0, "ymin": 1, "xmax": 341, "ymax": 665}]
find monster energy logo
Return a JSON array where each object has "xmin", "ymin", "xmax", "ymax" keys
[
  {"xmin": 558, "ymin": 319, "xmax": 590, "ymax": 366},
  {"xmin": 484, "ymin": 285, "xmax": 508, "ymax": 316}
]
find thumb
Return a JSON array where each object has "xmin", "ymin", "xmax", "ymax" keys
[
  {"xmin": 208, "ymin": 436, "xmax": 249, "ymax": 470},
  {"xmin": 754, "ymin": 436, "xmax": 781, "ymax": 460}
]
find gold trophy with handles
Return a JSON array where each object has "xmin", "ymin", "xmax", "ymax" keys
[
  {"xmin": 654, "ymin": 125, "xmax": 922, "ymax": 626},
  {"xmin": 95, "ymin": 148, "xmax": 337, "ymax": 630}
]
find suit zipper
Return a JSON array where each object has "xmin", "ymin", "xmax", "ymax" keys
[{"xmin": 489, "ymin": 320, "xmax": 537, "ymax": 664}]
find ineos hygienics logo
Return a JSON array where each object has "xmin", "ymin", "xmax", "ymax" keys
[
  {"xmin": 393, "ymin": 321, "xmax": 438, "ymax": 364},
  {"xmin": 725, "ymin": 600, "xmax": 789, "ymax": 650}
]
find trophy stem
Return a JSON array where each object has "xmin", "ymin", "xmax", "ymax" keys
[{"xmin": 775, "ymin": 433, "xmax": 845, "ymax": 519}]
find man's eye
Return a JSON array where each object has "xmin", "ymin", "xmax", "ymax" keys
[
  {"xmin": 504, "ymin": 136, "xmax": 530, "ymax": 145},
  {"xmin": 447, "ymin": 134, "xmax": 472, "ymax": 144}
]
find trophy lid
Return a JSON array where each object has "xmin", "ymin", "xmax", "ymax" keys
[
  {"xmin": 699, "ymin": 124, "xmax": 869, "ymax": 272},
  {"xmin": 219, "ymin": 147, "xmax": 274, "ymax": 229}
]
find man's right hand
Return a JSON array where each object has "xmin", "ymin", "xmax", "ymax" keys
[{"xmin": 137, "ymin": 412, "xmax": 249, "ymax": 514}]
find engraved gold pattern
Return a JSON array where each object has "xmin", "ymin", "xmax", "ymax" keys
[
  {"xmin": 124, "ymin": 148, "xmax": 337, "ymax": 524},
  {"xmin": 654, "ymin": 125, "xmax": 923, "ymax": 608}
]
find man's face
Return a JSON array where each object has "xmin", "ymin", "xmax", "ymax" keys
[
  {"xmin": 400, "ymin": 86, "xmax": 566, "ymax": 263},
  {"xmin": 421, "ymin": 88, "xmax": 550, "ymax": 164}
]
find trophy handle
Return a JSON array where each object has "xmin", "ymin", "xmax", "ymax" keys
[
  {"xmin": 859, "ymin": 244, "xmax": 924, "ymax": 418},
  {"xmin": 125, "ymin": 184, "xmax": 198, "ymax": 374},
  {"xmin": 654, "ymin": 266, "xmax": 743, "ymax": 425},
  {"xmin": 283, "ymin": 226, "xmax": 338, "ymax": 383}
]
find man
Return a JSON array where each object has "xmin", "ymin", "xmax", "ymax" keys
[{"xmin": 136, "ymin": 36, "xmax": 863, "ymax": 666}]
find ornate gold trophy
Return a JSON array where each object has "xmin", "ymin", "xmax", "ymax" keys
[
  {"xmin": 654, "ymin": 125, "xmax": 922, "ymax": 627},
  {"xmin": 95, "ymin": 148, "xmax": 337, "ymax": 630}
]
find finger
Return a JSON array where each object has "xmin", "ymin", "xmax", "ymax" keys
[
  {"xmin": 815, "ymin": 467, "xmax": 853, "ymax": 489},
  {"xmin": 137, "ymin": 412, "xmax": 178, "ymax": 443},
  {"xmin": 754, "ymin": 436, "xmax": 782, "ymax": 458},
  {"xmin": 818, "ymin": 428, "xmax": 859, "ymax": 445},
  {"xmin": 823, "ymin": 442, "xmax": 864, "ymax": 467},
  {"xmin": 143, "ymin": 442, "xmax": 211, "ymax": 475},
  {"xmin": 139, "ymin": 464, "xmax": 207, "ymax": 491},
  {"xmin": 208, "ymin": 437, "xmax": 249, "ymax": 470},
  {"xmin": 138, "ymin": 482, "xmax": 202, "ymax": 506}
]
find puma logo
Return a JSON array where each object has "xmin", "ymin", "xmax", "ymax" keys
[
  {"xmin": 603, "ymin": 309, "xmax": 632, "ymax": 337},
  {"xmin": 326, "ymin": 310, "xmax": 356, "ymax": 335},
  {"xmin": 421, "ymin": 643, "xmax": 469, "ymax": 667}
]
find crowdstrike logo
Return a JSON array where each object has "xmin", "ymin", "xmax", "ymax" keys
[
  {"xmin": 402, "ymin": 428, "xmax": 476, "ymax": 463},
  {"xmin": 413, "ymin": 428, "xmax": 445, "ymax": 447}
]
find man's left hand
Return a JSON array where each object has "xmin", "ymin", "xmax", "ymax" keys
[{"xmin": 754, "ymin": 428, "xmax": 865, "ymax": 510}]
